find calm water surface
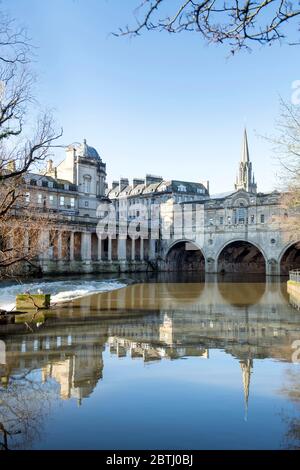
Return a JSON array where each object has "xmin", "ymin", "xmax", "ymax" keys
[{"xmin": 0, "ymin": 275, "xmax": 300, "ymax": 450}]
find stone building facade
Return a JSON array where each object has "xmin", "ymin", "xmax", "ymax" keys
[{"xmin": 21, "ymin": 132, "xmax": 299, "ymax": 276}]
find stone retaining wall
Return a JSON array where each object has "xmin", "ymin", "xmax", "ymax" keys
[{"xmin": 287, "ymin": 280, "xmax": 300, "ymax": 310}]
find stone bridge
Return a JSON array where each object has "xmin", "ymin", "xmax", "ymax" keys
[
  {"xmin": 37, "ymin": 188, "xmax": 300, "ymax": 277},
  {"xmin": 159, "ymin": 227, "xmax": 300, "ymax": 276}
]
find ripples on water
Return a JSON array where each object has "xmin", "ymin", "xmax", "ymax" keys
[
  {"xmin": 0, "ymin": 274, "xmax": 300, "ymax": 450},
  {"xmin": 0, "ymin": 277, "xmax": 127, "ymax": 311}
]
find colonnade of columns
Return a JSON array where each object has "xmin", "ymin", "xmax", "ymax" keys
[
  {"xmin": 20, "ymin": 227, "xmax": 298, "ymax": 275},
  {"xmin": 38, "ymin": 229, "xmax": 156, "ymax": 263}
]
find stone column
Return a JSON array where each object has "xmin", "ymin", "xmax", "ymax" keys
[
  {"xmin": 69, "ymin": 232, "xmax": 74, "ymax": 261},
  {"xmin": 39, "ymin": 230, "xmax": 50, "ymax": 260},
  {"xmin": 118, "ymin": 238, "xmax": 126, "ymax": 261},
  {"xmin": 86, "ymin": 232, "xmax": 92, "ymax": 261},
  {"xmin": 131, "ymin": 238, "xmax": 135, "ymax": 261},
  {"xmin": 205, "ymin": 256, "xmax": 217, "ymax": 274},
  {"xmin": 97, "ymin": 235, "xmax": 102, "ymax": 261},
  {"xmin": 81, "ymin": 232, "xmax": 91, "ymax": 261},
  {"xmin": 140, "ymin": 238, "xmax": 144, "ymax": 261},
  {"xmin": 266, "ymin": 259, "xmax": 280, "ymax": 276},
  {"xmin": 149, "ymin": 239, "xmax": 156, "ymax": 260},
  {"xmin": 24, "ymin": 230, "xmax": 29, "ymax": 255},
  {"xmin": 57, "ymin": 231, "xmax": 62, "ymax": 260},
  {"xmin": 108, "ymin": 236, "xmax": 112, "ymax": 261},
  {"xmin": 6, "ymin": 232, "xmax": 14, "ymax": 251}
]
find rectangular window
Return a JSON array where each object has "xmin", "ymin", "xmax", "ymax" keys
[
  {"xmin": 250, "ymin": 215, "xmax": 255, "ymax": 223},
  {"xmin": 237, "ymin": 208, "xmax": 246, "ymax": 224},
  {"xmin": 37, "ymin": 194, "xmax": 42, "ymax": 204},
  {"xmin": 60, "ymin": 196, "xmax": 65, "ymax": 206},
  {"xmin": 220, "ymin": 216, "xmax": 224, "ymax": 225},
  {"xmin": 84, "ymin": 201, "xmax": 89, "ymax": 207},
  {"xmin": 49, "ymin": 195, "xmax": 54, "ymax": 205},
  {"xmin": 260, "ymin": 214, "xmax": 265, "ymax": 224},
  {"xmin": 84, "ymin": 177, "xmax": 91, "ymax": 193},
  {"xmin": 70, "ymin": 198, "xmax": 75, "ymax": 207},
  {"xmin": 233, "ymin": 209, "xmax": 237, "ymax": 224}
]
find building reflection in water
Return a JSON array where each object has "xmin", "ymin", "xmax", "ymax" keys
[{"xmin": 0, "ymin": 278, "xmax": 300, "ymax": 447}]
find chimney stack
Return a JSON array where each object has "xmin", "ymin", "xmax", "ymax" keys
[
  {"xmin": 145, "ymin": 174, "xmax": 163, "ymax": 185},
  {"xmin": 132, "ymin": 178, "xmax": 145, "ymax": 188},
  {"xmin": 119, "ymin": 178, "xmax": 129, "ymax": 191}
]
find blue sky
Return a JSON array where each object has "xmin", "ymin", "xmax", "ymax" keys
[{"xmin": 2, "ymin": 0, "xmax": 299, "ymax": 193}]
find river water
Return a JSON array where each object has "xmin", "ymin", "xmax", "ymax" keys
[{"xmin": 0, "ymin": 274, "xmax": 300, "ymax": 450}]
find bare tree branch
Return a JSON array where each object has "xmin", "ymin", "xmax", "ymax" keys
[
  {"xmin": 116, "ymin": 1, "xmax": 300, "ymax": 53},
  {"xmin": 264, "ymin": 99, "xmax": 300, "ymax": 237},
  {"xmin": 0, "ymin": 14, "xmax": 62, "ymax": 277}
]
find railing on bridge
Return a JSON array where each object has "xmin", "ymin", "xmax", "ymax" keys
[{"xmin": 289, "ymin": 270, "xmax": 300, "ymax": 283}]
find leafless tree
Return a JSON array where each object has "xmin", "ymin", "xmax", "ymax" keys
[
  {"xmin": 0, "ymin": 193, "xmax": 58, "ymax": 279},
  {"xmin": 0, "ymin": 368, "xmax": 54, "ymax": 450},
  {"xmin": 266, "ymin": 100, "xmax": 300, "ymax": 237},
  {"xmin": 280, "ymin": 367, "xmax": 300, "ymax": 449},
  {"xmin": 0, "ymin": 11, "xmax": 31, "ymax": 64},
  {"xmin": 117, "ymin": 1, "xmax": 300, "ymax": 53},
  {"xmin": 0, "ymin": 13, "xmax": 62, "ymax": 278}
]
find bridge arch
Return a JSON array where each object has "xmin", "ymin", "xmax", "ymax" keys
[
  {"xmin": 217, "ymin": 239, "xmax": 267, "ymax": 274},
  {"xmin": 165, "ymin": 239, "xmax": 205, "ymax": 272},
  {"xmin": 279, "ymin": 241, "xmax": 300, "ymax": 275}
]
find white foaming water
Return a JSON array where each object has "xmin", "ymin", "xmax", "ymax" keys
[{"xmin": 0, "ymin": 279, "xmax": 127, "ymax": 311}]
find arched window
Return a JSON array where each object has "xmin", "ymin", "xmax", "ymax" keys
[{"xmin": 83, "ymin": 175, "xmax": 91, "ymax": 193}]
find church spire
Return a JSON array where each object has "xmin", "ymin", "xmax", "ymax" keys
[
  {"xmin": 241, "ymin": 128, "xmax": 250, "ymax": 163},
  {"xmin": 234, "ymin": 128, "xmax": 257, "ymax": 193}
]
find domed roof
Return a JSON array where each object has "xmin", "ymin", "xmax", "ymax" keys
[{"xmin": 77, "ymin": 139, "xmax": 101, "ymax": 161}]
